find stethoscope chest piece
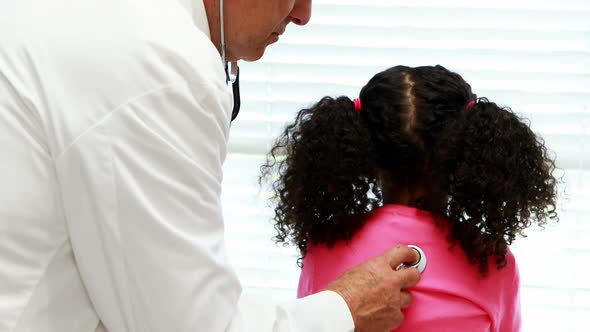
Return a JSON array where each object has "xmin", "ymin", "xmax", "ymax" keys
[{"xmin": 396, "ymin": 245, "xmax": 427, "ymax": 273}]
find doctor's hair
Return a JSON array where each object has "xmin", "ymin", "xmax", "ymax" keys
[{"xmin": 260, "ymin": 65, "xmax": 558, "ymax": 275}]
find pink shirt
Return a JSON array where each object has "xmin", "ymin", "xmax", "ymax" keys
[{"xmin": 298, "ymin": 204, "xmax": 521, "ymax": 332}]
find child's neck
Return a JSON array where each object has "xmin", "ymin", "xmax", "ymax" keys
[
  {"xmin": 382, "ymin": 186, "xmax": 429, "ymax": 208},
  {"xmin": 383, "ymin": 194, "xmax": 413, "ymax": 206}
]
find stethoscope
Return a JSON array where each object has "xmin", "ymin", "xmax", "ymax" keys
[{"xmin": 219, "ymin": 0, "xmax": 241, "ymax": 122}]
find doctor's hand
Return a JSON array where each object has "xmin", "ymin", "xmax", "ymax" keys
[{"xmin": 327, "ymin": 245, "xmax": 421, "ymax": 332}]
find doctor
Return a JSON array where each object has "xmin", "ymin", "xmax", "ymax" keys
[{"xmin": 0, "ymin": 0, "xmax": 420, "ymax": 331}]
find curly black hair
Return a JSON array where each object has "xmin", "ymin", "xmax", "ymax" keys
[{"xmin": 260, "ymin": 65, "xmax": 558, "ymax": 275}]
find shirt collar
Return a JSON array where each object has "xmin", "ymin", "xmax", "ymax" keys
[{"xmin": 176, "ymin": 0, "xmax": 211, "ymax": 39}]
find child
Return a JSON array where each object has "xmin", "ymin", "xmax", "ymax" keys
[{"xmin": 261, "ymin": 65, "xmax": 558, "ymax": 331}]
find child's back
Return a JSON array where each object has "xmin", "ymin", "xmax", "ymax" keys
[
  {"xmin": 261, "ymin": 65, "xmax": 557, "ymax": 332},
  {"xmin": 297, "ymin": 205, "xmax": 520, "ymax": 332}
]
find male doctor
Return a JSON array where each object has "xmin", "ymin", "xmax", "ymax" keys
[{"xmin": 0, "ymin": 0, "xmax": 420, "ymax": 331}]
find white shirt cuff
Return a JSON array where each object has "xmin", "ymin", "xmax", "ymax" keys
[{"xmin": 286, "ymin": 290, "xmax": 355, "ymax": 332}]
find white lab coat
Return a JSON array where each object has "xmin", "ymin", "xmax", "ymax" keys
[{"xmin": 0, "ymin": 0, "xmax": 354, "ymax": 331}]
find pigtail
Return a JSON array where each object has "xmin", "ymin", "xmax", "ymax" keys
[
  {"xmin": 431, "ymin": 98, "xmax": 558, "ymax": 274},
  {"xmin": 260, "ymin": 96, "xmax": 381, "ymax": 259}
]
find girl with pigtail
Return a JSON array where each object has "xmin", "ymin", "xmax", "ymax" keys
[{"xmin": 261, "ymin": 65, "xmax": 558, "ymax": 331}]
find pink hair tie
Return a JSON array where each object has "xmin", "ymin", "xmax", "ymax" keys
[
  {"xmin": 353, "ymin": 98, "xmax": 362, "ymax": 112},
  {"xmin": 465, "ymin": 100, "xmax": 477, "ymax": 110}
]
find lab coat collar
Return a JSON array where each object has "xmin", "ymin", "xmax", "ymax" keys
[{"xmin": 177, "ymin": 0, "xmax": 211, "ymax": 40}]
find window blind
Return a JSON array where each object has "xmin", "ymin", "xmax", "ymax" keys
[{"xmin": 222, "ymin": 1, "xmax": 590, "ymax": 331}]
